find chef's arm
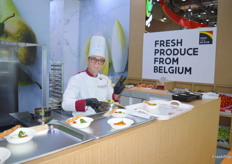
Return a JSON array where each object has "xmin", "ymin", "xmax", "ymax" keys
[
  {"xmin": 112, "ymin": 76, "xmax": 126, "ymax": 101},
  {"xmin": 62, "ymin": 76, "xmax": 87, "ymax": 112},
  {"xmin": 112, "ymin": 93, "xmax": 121, "ymax": 102}
]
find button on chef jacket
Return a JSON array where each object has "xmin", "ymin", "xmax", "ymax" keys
[{"xmin": 62, "ymin": 69, "xmax": 116, "ymax": 116}]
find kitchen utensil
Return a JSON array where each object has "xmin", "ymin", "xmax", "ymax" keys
[
  {"xmin": 97, "ymin": 101, "xmax": 124, "ymax": 112},
  {"xmin": 103, "ymin": 106, "xmax": 119, "ymax": 117},
  {"xmin": 34, "ymin": 107, "xmax": 51, "ymax": 123}
]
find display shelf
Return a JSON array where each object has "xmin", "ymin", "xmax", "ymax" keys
[
  {"xmin": 217, "ymin": 143, "xmax": 230, "ymax": 149},
  {"xmin": 217, "ymin": 118, "xmax": 232, "ymax": 150}
]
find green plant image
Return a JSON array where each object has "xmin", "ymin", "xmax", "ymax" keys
[{"xmin": 0, "ymin": 0, "xmax": 37, "ymax": 65}]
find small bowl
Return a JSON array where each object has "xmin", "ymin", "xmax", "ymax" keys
[
  {"xmin": 69, "ymin": 117, "xmax": 94, "ymax": 129},
  {"xmin": 111, "ymin": 109, "xmax": 128, "ymax": 118},
  {"xmin": 4, "ymin": 128, "xmax": 37, "ymax": 144},
  {"xmin": 144, "ymin": 103, "xmax": 159, "ymax": 110},
  {"xmin": 107, "ymin": 118, "xmax": 134, "ymax": 130},
  {"xmin": 0, "ymin": 147, "xmax": 11, "ymax": 164}
]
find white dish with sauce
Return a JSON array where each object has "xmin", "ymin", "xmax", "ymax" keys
[
  {"xmin": 111, "ymin": 109, "xmax": 128, "ymax": 118},
  {"xmin": 69, "ymin": 117, "xmax": 94, "ymax": 129},
  {"xmin": 107, "ymin": 118, "xmax": 134, "ymax": 130},
  {"xmin": 4, "ymin": 128, "xmax": 37, "ymax": 144}
]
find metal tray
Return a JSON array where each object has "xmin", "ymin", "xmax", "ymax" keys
[
  {"xmin": 60, "ymin": 112, "xmax": 157, "ymax": 139},
  {"xmin": 0, "ymin": 123, "xmax": 95, "ymax": 164}
]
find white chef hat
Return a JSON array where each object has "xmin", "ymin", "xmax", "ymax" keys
[{"xmin": 88, "ymin": 35, "xmax": 106, "ymax": 58}]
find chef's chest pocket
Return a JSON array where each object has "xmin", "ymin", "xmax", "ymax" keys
[{"xmin": 96, "ymin": 79, "xmax": 108, "ymax": 98}]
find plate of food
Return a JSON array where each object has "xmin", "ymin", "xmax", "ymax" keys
[
  {"xmin": 66, "ymin": 115, "xmax": 94, "ymax": 129},
  {"xmin": 107, "ymin": 118, "xmax": 134, "ymax": 130},
  {"xmin": 4, "ymin": 128, "xmax": 37, "ymax": 144},
  {"xmin": 111, "ymin": 109, "xmax": 128, "ymax": 118},
  {"xmin": 143, "ymin": 100, "xmax": 159, "ymax": 110},
  {"xmin": 0, "ymin": 147, "xmax": 11, "ymax": 164}
]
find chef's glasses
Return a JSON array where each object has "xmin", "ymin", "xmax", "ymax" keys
[{"xmin": 88, "ymin": 57, "xmax": 105, "ymax": 65}]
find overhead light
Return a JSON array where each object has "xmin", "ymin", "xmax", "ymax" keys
[
  {"xmin": 206, "ymin": 18, "xmax": 210, "ymax": 22},
  {"xmin": 198, "ymin": 13, "xmax": 202, "ymax": 18},
  {"xmin": 182, "ymin": 0, "xmax": 186, "ymax": 1},
  {"xmin": 213, "ymin": 23, "xmax": 217, "ymax": 27},
  {"xmin": 188, "ymin": 6, "xmax": 192, "ymax": 12}
]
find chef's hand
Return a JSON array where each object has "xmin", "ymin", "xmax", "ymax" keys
[
  {"xmin": 86, "ymin": 98, "xmax": 101, "ymax": 112},
  {"xmin": 114, "ymin": 75, "xmax": 127, "ymax": 95}
]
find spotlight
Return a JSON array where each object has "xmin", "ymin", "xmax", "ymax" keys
[{"xmin": 188, "ymin": 6, "xmax": 192, "ymax": 12}]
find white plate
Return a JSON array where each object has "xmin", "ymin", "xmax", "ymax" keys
[
  {"xmin": 4, "ymin": 128, "xmax": 37, "ymax": 144},
  {"xmin": 111, "ymin": 109, "xmax": 128, "ymax": 118},
  {"xmin": 107, "ymin": 118, "xmax": 134, "ymax": 129},
  {"xmin": 69, "ymin": 117, "xmax": 94, "ymax": 129},
  {"xmin": 0, "ymin": 147, "xmax": 11, "ymax": 164}
]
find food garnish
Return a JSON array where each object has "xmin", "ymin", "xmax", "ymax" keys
[
  {"xmin": 109, "ymin": 107, "xmax": 118, "ymax": 113},
  {"xmin": 18, "ymin": 130, "xmax": 28, "ymax": 138},
  {"xmin": 143, "ymin": 100, "xmax": 156, "ymax": 106},
  {"xmin": 80, "ymin": 118, "xmax": 87, "ymax": 123},
  {"xmin": 114, "ymin": 111, "xmax": 124, "ymax": 114},
  {"xmin": 65, "ymin": 115, "xmax": 84, "ymax": 123},
  {"xmin": 0, "ymin": 125, "xmax": 21, "ymax": 138},
  {"xmin": 105, "ymin": 99, "xmax": 123, "ymax": 107},
  {"xmin": 114, "ymin": 120, "xmax": 126, "ymax": 125}
]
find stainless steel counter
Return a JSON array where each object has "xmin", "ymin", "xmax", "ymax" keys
[
  {"xmin": 60, "ymin": 112, "xmax": 157, "ymax": 139},
  {"xmin": 0, "ymin": 123, "xmax": 95, "ymax": 164},
  {"xmin": 3, "ymin": 109, "xmax": 156, "ymax": 163}
]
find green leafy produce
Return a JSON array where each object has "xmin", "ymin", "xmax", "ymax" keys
[
  {"xmin": 18, "ymin": 67, "xmax": 42, "ymax": 89},
  {"xmin": 0, "ymin": 0, "xmax": 37, "ymax": 65},
  {"xmin": 80, "ymin": 118, "xmax": 87, "ymax": 123},
  {"xmin": 218, "ymin": 127, "xmax": 230, "ymax": 141},
  {"xmin": 105, "ymin": 99, "xmax": 123, "ymax": 107},
  {"xmin": 18, "ymin": 130, "xmax": 25, "ymax": 138}
]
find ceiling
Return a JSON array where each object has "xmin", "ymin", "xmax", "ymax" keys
[{"xmin": 157, "ymin": 0, "xmax": 218, "ymax": 27}]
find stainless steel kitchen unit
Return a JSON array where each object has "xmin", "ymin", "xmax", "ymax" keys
[{"xmin": 0, "ymin": 44, "xmax": 18, "ymax": 127}]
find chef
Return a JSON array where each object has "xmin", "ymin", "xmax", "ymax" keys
[{"xmin": 62, "ymin": 35, "xmax": 125, "ymax": 116}]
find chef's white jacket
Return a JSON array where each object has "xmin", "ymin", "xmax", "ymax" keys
[{"xmin": 62, "ymin": 69, "xmax": 115, "ymax": 116}]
